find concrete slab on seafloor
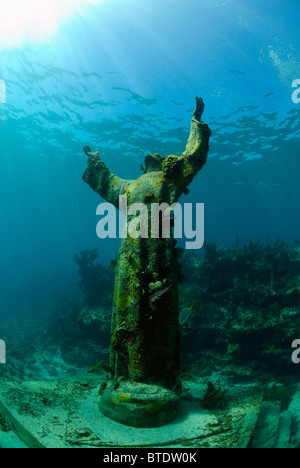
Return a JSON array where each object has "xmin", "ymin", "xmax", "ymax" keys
[{"xmin": 0, "ymin": 374, "xmax": 263, "ymax": 448}]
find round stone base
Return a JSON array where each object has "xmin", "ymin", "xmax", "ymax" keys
[{"xmin": 99, "ymin": 381, "xmax": 180, "ymax": 428}]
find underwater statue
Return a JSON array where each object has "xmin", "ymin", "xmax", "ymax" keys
[{"xmin": 83, "ymin": 97, "xmax": 211, "ymax": 426}]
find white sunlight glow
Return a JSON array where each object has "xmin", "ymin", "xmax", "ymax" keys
[{"xmin": 0, "ymin": 0, "xmax": 105, "ymax": 48}]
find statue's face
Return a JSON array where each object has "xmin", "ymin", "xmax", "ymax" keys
[{"xmin": 144, "ymin": 153, "xmax": 164, "ymax": 173}]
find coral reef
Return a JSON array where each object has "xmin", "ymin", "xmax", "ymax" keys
[{"xmin": 180, "ymin": 240, "xmax": 300, "ymax": 374}]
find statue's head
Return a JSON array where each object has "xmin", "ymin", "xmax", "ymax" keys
[{"xmin": 142, "ymin": 153, "xmax": 165, "ymax": 173}]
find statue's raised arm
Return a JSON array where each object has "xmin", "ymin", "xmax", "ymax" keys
[
  {"xmin": 180, "ymin": 96, "xmax": 211, "ymax": 187},
  {"xmin": 82, "ymin": 146, "xmax": 128, "ymax": 208},
  {"xmin": 161, "ymin": 96, "xmax": 211, "ymax": 201}
]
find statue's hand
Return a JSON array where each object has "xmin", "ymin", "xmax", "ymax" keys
[
  {"xmin": 83, "ymin": 146, "xmax": 100, "ymax": 158},
  {"xmin": 193, "ymin": 96, "xmax": 205, "ymax": 122}
]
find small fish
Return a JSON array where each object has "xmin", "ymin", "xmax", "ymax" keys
[
  {"xmin": 87, "ymin": 363, "xmax": 101, "ymax": 374},
  {"xmin": 149, "ymin": 286, "xmax": 171, "ymax": 311},
  {"xmin": 179, "ymin": 301, "xmax": 195, "ymax": 325}
]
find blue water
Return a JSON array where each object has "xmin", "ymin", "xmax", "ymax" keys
[{"xmin": 0, "ymin": 0, "xmax": 299, "ymax": 317}]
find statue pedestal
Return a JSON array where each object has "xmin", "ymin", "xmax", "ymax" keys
[
  {"xmin": 99, "ymin": 381, "xmax": 180, "ymax": 428},
  {"xmin": 0, "ymin": 374, "xmax": 267, "ymax": 448}
]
